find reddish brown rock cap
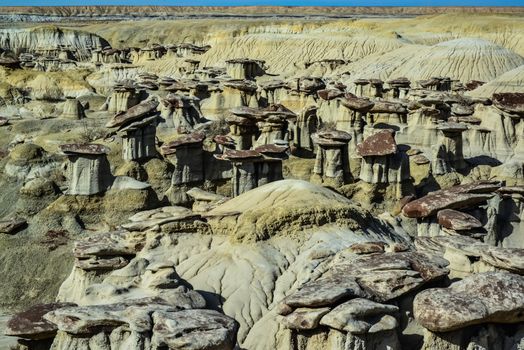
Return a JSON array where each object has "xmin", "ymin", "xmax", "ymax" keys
[
  {"xmin": 357, "ymin": 129, "xmax": 397, "ymax": 157},
  {"xmin": 437, "ymin": 209, "xmax": 483, "ymax": 231},
  {"xmin": 493, "ymin": 93, "xmax": 524, "ymax": 115}
]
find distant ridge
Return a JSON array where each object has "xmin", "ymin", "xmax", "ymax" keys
[{"xmin": 0, "ymin": 6, "xmax": 523, "ymax": 17}]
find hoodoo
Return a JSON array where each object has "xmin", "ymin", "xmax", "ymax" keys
[{"xmin": 60, "ymin": 143, "xmax": 113, "ymax": 195}]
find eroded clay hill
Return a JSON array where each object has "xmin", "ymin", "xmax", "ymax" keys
[{"xmin": 0, "ymin": 9, "xmax": 523, "ymax": 350}]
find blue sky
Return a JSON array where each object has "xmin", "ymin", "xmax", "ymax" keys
[{"xmin": 1, "ymin": 0, "xmax": 523, "ymax": 6}]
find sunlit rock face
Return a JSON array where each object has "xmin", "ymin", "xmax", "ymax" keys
[{"xmin": 1, "ymin": 8, "xmax": 524, "ymax": 350}]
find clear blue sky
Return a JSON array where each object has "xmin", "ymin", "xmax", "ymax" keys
[{"xmin": 1, "ymin": 0, "xmax": 523, "ymax": 6}]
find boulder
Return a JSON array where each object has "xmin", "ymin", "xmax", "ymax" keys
[
  {"xmin": 320, "ymin": 298, "xmax": 399, "ymax": 334},
  {"xmin": 0, "ymin": 218, "xmax": 27, "ymax": 234},
  {"xmin": 279, "ymin": 307, "xmax": 331, "ymax": 330},
  {"xmin": 436, "ymin": 209, "xmax": 483, "ymax": 231},
  {"xmin": 414, "ymin": 272, "xmax": 524, "ymax": 332},
  {"xmin": 402, "ymin": 181, "xmax": 500, "ymax": 218}
]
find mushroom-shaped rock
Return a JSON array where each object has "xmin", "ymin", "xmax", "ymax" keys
[
  {"xmin": 357, "ymin": 130, "xmax": 409, "ymax": 185},
  {"xmin": 414, "ymin": 272, "xmax": 524, "ymax": 332},
  {"xmin": 254, "ymin": 144, "xmax": 289, "ymax": 159},
  {"xmin": 225, "ymin": 58, "xmax": 265, "ymax": 80},
  {"xmin": 162, "ymin": 133, "xmax": 205, "ymax": 186},
  {"xmin": 106, "ymin": 99, "xmax": 159, "ymax": 129},
  {"xmin": 59, "ymin": 143, "xmax": 113, "ymax": 195},
  {"xmin": 5, "ymin": 303, "xmax": 77, "ymax": 340},
  {"xmin": 219, "ymin": 149, "xmax": 284, "ymax": 196},
  {"xmin": 437, "ymin": 209, "xmax": 482, "ymax": 231},
  {"xmin": 357, "ymin": 129, "xmax": 397, "ymax": 157},
  {"xmin": 312, "ymin": 130, "xmax": 352, "ymax": 185},
  {"xmin": 341, "ymin": 96, "xmax": 375, "ymax": 113}
]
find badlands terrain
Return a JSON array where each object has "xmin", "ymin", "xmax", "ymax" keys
[{"xmin": 0, "ymin": 5, "xmax": 524, "ymax": 350}]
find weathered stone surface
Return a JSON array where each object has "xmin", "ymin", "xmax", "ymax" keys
[
  {"xmin": 106, "ymin": 99, "xmax": 159, "ymax": 128},
  {"xmin": 370, "ymin": 101, "xmax": 407, "ymax": 114},
  {"xmin": 437, "ymin": 209, "xmax": 483, "ymax": 231},
  {"xmin": 5, "ymin": 303, "xmax": 76, "ymax": 340},
  {"xmin": 416, "ymin": 235, "xmax": 524, "ymax": 276},
  {"xmin": 402, "ymin": 181, "xmax": 500, "ymax": 218},
  {"xmin": 222, "ymin": 149, "xmax": 262, "ymax": 160},
  {"xmin": 59, "ymin": 143, "xmax": 110, "ymax": 155},
  {"xmin": 332, "ymin": 251, "xmax": 449, "ymax": 302},
  {"xmin": 357, "ymin": 129, "xmax": 397, "ymax": 157},
  {"xmin": 341, "ymin": 96, "xmax": 375, "ymax": 112},
  {"xmin": 451, "ymin": 104, "xmax": 474, "ymax": 116},
  {"xmin": 0, "ymin": 218, "xmax": 27, "ymax": 234},
  {"xmin": 280, "ymin": 250, "xmax": 448, "ymax": 318},
  {"xmin": 161, "ymin": 132, "xmax": 205, "ymax": 155},
  {"xmin": 254, "ymin": 144, "xmax": 288, "ymax": 156},
  {"xmin": 282, "ymin": 276, "xmax": 367, "ymax": 309},
  {"xmin": 318, "ymin": 88, "xmax": 344, "ymax": 100},
  {"xmin": 479, "ymin": 247, "xmax": 524, "ymax": 275},
  {"xmin": 493, "ymin": 92, "xmax": 524, "ymax": 115},
  {"xmin": 320, "ymin": 298, "xmax": 398, "ymax": 334},
  {"xmin": 280, "ymin": 307, "xmax": 331, "ymax": 330},
  {"xmin": 73, "ymin": 230, "xmax": 145, "ymax": 271},
  {"xmin": 414, "ymin": 272, "xmax": 524, "ymax": 332},
  {"xmin": 44, "ymin": 300, "xmax": 196, "ymax": 334},
  {"xmin": 121, "ymin": 206, "xmax": 200, "ymax": 231},
  {"xmin": 347, "ymin": 241, "xmax": 386, "ymax": 254},
  {"xmin": 151, "ymin": 309, "xmax": 239, "ymax": 350}
]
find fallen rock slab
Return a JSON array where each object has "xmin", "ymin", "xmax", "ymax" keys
[
  {"xmin": 437, "ymin": 209, "xmax": 483, "ymax": 231},
  {"xmin": 0, "ymin": 218, "xmax": 27, "ymax": 234},
  {"xmin": 5, "ymin": 303, "xmax": 76, "ymax": 340},
  {"xmin": 414, "ymin": 272, "xmax": 524, "ymax": 332}
]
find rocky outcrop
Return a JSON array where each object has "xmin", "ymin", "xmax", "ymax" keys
[
  {"xmin": 414, "ymin": 272, "xmax": 524, "ymax": 332},
  {"xmin": 276, "ymin": 249, "xmax": 448, "ymax": 350},
  {"xmin": 0, "ymin": 26, "xmax": 109, "ymax": 61},
  {"xmin": 415, "ymin": 235, "xmax": 524, "ymax": 276},
  {"xmin": 8, "ymin": 299, "xmax": 239, "ymax": 350}
]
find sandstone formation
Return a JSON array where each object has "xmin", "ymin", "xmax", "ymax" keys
[
  {"xmin": 60, "ymin": 143, "xmax": 113, "ymax": 196},
  {"xmin": 1, "ymin": 8, "xmax": 524, "ymax": 350}
]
